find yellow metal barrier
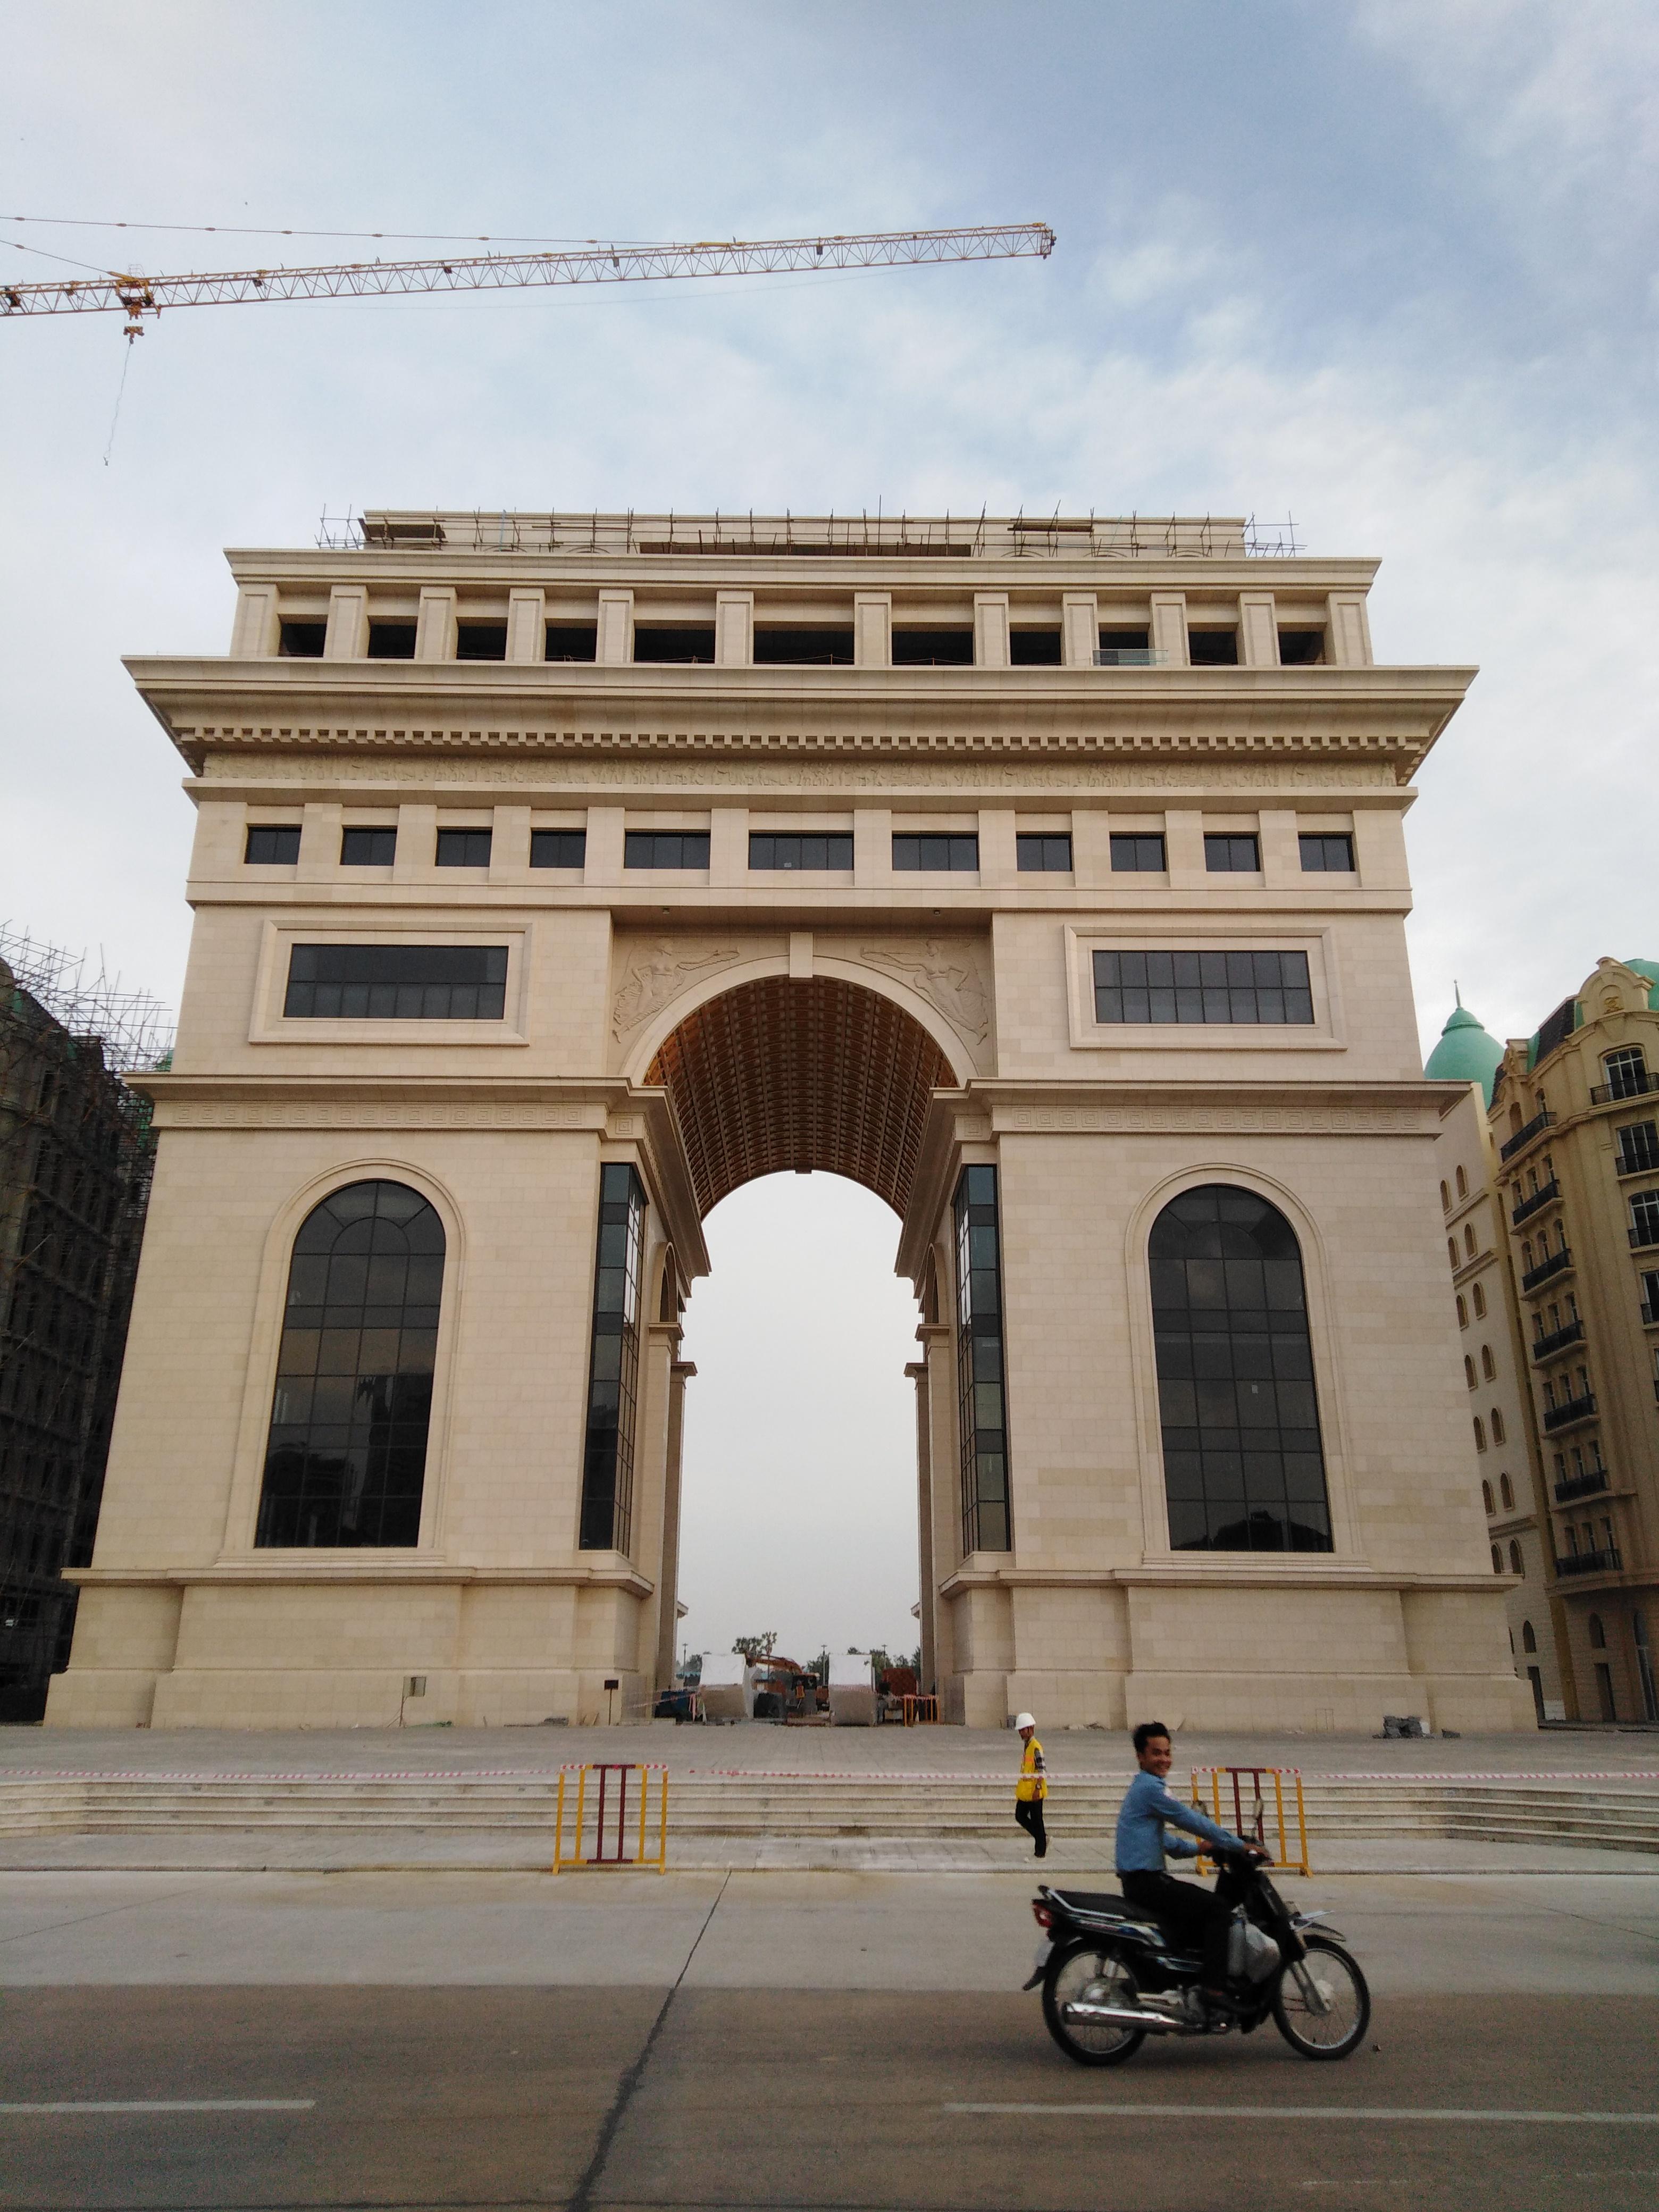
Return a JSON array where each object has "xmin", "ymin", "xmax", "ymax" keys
[
  {"xmin": 551, "ymin": 1761, "xmax": 669, "ymax": 1873},
  {"xmin": 1189, "ymin": 1765, "xmax": 1311, "ymax": 1877},
  {"xmin": 902, "ymin": 1694, "xmax": 941, "ymax": 1725}
]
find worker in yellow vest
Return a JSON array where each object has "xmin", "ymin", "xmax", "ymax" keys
[{"xmin": 1013, "ymin": 1711, "xmax": 1048, "ymax": 1858}]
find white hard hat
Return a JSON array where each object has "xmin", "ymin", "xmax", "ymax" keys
[{"xmin": 1014, "ymin": 1712, "xmax": 1036, "ymax": 1731}]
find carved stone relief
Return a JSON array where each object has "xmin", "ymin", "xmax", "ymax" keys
[
  {"xmin": 610, "ymin": 936, "xmax": 750, "ymax": 1043},
  {"xmin": 851, "ymin": 937, "xmax": 992, "ymax": 1062}
]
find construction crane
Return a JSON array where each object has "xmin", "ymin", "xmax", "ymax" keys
[{"xmin": 0, "ymin": 222, "xmax": 1055, "ymax": 340}]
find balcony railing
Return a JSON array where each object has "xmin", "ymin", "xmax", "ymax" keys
[
  {"xmin": 1531, "ymin": 1318, "xmax": 1585, "ymax": 1362},
  {"xmin": 1520, "ymin": 1246, "xmax": 1573, "ymax": 1292},
  {"xmin": 1511, "ymin": 1179, "xmax": 1561, "ymax": 1226},
  {"xmin": 1643, "ymin": 1299, "xmax": 1659, "ymax": 1326},
  {"xmin": 1543, "ymin": 1391, "xmax": 1597, "ymax": 1432},
  {"xmin": 1092, "ymin": 648, "xmax": 1170, "ymax": 667},
  {"xmin": 1629, "ymin": 1219, "xmax": 1659, "ymax": 1251},
  {"xmin": 1554, "ymin": 1468, "xmax": 1609, "ymax": 1503},
  {"xmin": 1590, "ymin": 1070, "xmax": 1657, "ymax": 1105},
  {"xmin": 1556, "ymin": 1546, "xmax": 1622, "ymax": 1578},
  {"xmin": 1501, "ymin": 1109, "xmax": 1555, "ymax": 1162},
  {"xmin": 1616, "ymin": 1150, "xmax": 1659, "ymax": 1178}
]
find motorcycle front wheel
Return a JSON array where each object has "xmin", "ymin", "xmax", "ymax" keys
[
  {"xmin": 1041, "ymin": 1941, "xmax": 1147, "ymax": 2067},
  {"xmin": 1271, "ymin": 1934, "xmax": 1371, "ymax": 2060}
]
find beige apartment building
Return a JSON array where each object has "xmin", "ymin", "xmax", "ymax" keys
[
  {"xmin": 46, "ymin": 509, "xmax": 1532, "ymax": 1733},
  {"xmin": 1483, "ymin": 960, "xmax": 1659, "ymax": 1724}
]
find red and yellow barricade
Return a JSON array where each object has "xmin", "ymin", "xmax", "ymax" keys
[{"xmin": 551, "ymin": 1762, "xmax": 669, "ymax": 1874}]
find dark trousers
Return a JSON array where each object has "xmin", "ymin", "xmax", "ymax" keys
[
  {"xmin": 1015, "ymin": 1797, "xmax": 1048, "ymax": 1856},
  {"xmin": 1120, "ymin": 1869, "xmax": 1232, "ymax": 1985}
]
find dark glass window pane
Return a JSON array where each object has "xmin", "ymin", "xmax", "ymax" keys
[
  {"xmin": 749, "ymin": 833, "xmax": 854, "ymax": 871},
  {"xmin": 1204, "ymin": 834, "xmax": 1260, "ymax": 872},
  {"xmin": 1016, "ymin": 834, "xmax": 1073, "ymax": 873},
  {"xmin": 633, "ymin": 626, "xmax": 715, "ymax": 663},
  {"xmin": 245, "ymin": 825, "xmax": 301, "ymax": 865},
  {"xmin": 624, "ymin": 831, "xmax": 711, "ymax": 869},
  {"xmin": 953, "ymin": 1164, "xmax": 1012, "ymax": 1555},
  {"xmin": 340, "ymin": 826, "xmax": 397, "ymax": 867},
  {"xmin": 1299, "ymin": 833, "xmax": 1354, "ymax": 872},
  {"xmin": 367, "ymin": 622, "xmax": 417, "ymax": 659},
  {"xmin": 283, "ymin": 944, "xmax": 508, "ymax": 1020},
  {"xmin": 435, "ymin": 828, "xmax": 493, "ymax": 868},
  {"xmin": 1189, "ymin": 629, "xmax": 1239, "ymax": 666},
  {"xmin": 455, "ymin": 622, "xmax": 507, "ymax": 661},
  {"xmin": 580, "ymin": 1166, "xmax": 646, "ymax": 1553},
  {"xmin": 530, "ymin": 829, "xmax": 587, "ymax": 869},
  {"xmin": 891, "ymin": 629, "xmax": 974, "ymax": 666},
  {"xmin": 1110, "ymin": 833, "xmax": 1166, "ymax": 872},
  {"xmin": 753, "ymin": 627, "xmax": 855, "ymax": 665},
  {"xmin": 1278, "ymin": 629, "xmax": 1325, "ymax": 665},
  {"xmin": 892, "ymin": 834, "xmax": 979, "ymax": 872},
  {"xmin": 278, "ymin": 620, "xmax": 326, "ymax": 657},
  {"xmin": 1149, "ymin": 1184, "xmax": 1331, "ymax": 1554},
  {"xmin": 545, "ymin": 623, "xmax": 597, "ymax": 662},
  {"xmin": 1009, "ymin": 629, "xmax": 1062, "ymax": 665},
  {"xmin": 256, "ymin": 1180, "xmax": 443, "ymax": 1549}
]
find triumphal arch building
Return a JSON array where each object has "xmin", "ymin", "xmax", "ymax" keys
[{"xmin": 47, "ymin": 509, "xmax": 1532, "ymax": 1731}]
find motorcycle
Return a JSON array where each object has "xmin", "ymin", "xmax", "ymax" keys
[{"xmin": 1027, "ymin": 1851, "xmax": 1370, "ymax": 2066}]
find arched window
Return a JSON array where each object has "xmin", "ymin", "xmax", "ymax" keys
[
  {"xmin": 1456, "ymin": 1294, "xmax": 1468, "ymax": 1328},
  {"xmin": 255, "ymin": 1179, "xmax": 444, "ymax": 1548},
  {"xmin": 1464, "ymin": 1224, "xmax": 1478, "ymax": 1259},
  {"xmin": 1440, "ymin": 1179, "xmax": 1451, "ymax": 1212},
  {"xmin": 1510, "ymin": 1541, "xmax": 1524, "ymax": 1577},
  {"xmin": 1500, "ymin": 1472, "xmax": 1513, "ymax": 1510},
  {"xmin": 1149, "ymin": 1184, "xmax": 1331, "ymax": 1553},
  {"xmin": 1474, "ymin": 1417, "xmax": 1487, "ymax": 1451},
  {"xmin": 1481, "ymin": 1344, "xmax": 1496, "ymax": 1379},
  {"xmin": 1447, "ymin": 1237, "xmax": 1459, "ymax": 1269},
  {"xmin": 1481, "ymin": 1479, "xmax": 1494, "ymax": 1515},
  {"xmin": 1456, "ymin": 1165, "xmax": 1468, "ymax": 1199},
  {"xmin": 1464, "ymin": 1355, "xmax": 1477, "ymax": 1389},
  {"xmin": 1589, "ymin": 1613, "xmax": 1606, "ymax": 1649},
  {"xmin": 1492, "ymin": 1407, "xmax": 1505, "ymax": 1444},
  {"xmin": 1491, "ymin": 1544, "xmax": 1503, "ymax": 1573},
  {"xmin": 1522, "ymin": 1619, "xmax": 1537, "ymax": 1652},
  {"xmin": 1472, "ymin": 1282, "xmax": 1487, "ymax": 1318}
]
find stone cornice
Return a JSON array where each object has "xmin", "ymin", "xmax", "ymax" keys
[
  {"xmin": 939, "ymin": 1563, "xmax": 1506, "ymax": 1596},
  {"xmin": 66, "ymin": 1561, "xmax": 657, "ymax": 1595},
  {"xmin": 126, "ymin": 656, "xmax": 1473, "ymax": 781}
]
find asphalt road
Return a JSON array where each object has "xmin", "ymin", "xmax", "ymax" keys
[{"xmin": 4, "ymin": 1871, "xmax": 1657, "ymax": 2210}]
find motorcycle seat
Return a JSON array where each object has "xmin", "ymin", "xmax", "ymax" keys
[{"xmin": 1042, "ymin": 1887, "xmax": 1130, "ymax": 1919}]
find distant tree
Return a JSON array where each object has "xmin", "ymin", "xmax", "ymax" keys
[
  {"xmin": 808, "ymin": 1648, "xmax": 831, "ymax": 1682},
  {"xmin": 733, "ymin": 1631, "xmax": 777, "ymax": 1661},
  {"xmin": 868, "ymin": 1647, "xmax": 893, "ymax": 1675}
]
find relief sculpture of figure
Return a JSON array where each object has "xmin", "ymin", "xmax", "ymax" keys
[
  {"xmin": 859, "ymin": 937, "xmax": 990, "ymax": 1045},
  {"xmin": 611, "ymin": 937, "xmax": 740, "ymax": 1041}
]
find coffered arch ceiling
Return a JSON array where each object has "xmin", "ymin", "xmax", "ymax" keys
[{"xmin": 646, "ymin": 976, "xmax": 956, "ymax": 1218}]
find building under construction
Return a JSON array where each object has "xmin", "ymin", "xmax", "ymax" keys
[{"xmin": 0, "ymin": 928, "xmax": 171, "ymax": 1720}]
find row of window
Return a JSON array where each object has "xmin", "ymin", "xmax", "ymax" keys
[
  {"xmin": 275, "ymin": 617, "xmax": 1331, "ymax": 669},
  {"xmin": 247, "ymin": 822, "xmax": 1358, "ymax": 877},
  {"xmin": 252, "ymin": 1173, "xmax": 1333, "ymax": 1560}
]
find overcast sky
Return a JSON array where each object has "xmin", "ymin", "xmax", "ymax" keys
[{"xmin": 4, "ymin": 2, "xmax": 1655, "ymax": 1661}]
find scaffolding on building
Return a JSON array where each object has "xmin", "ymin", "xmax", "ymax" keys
[{"xmin": 0, "ymin": 924, "xmax": 174, "ymax": 1716}]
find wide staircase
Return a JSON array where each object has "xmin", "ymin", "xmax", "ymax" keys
[{"xmin": 3, "ymin": 1770, "xmax": 1657, "ymax": 1855}]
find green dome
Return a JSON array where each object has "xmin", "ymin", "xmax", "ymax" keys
[
  {"xmin": 1622, "ymin": 958, "xmax": 1659, "ymax": 1008},
  {"xmin": 1426, "ymin": 1002, "xmax": 1504, "ymax": 1104}
]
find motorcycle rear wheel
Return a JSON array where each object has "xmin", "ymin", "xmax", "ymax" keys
[
  {"xmin": 1271, "ymin": 1934, "xmax": 1370, "ymax": 2060},
  {"xmin": 1041, "ymin": 1941, "xmax": 1147, "ymax": 2066}
]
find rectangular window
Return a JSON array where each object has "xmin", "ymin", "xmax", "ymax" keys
[
  {"xmin": 1009, "ymin": 629, "xmax": 1062, "ymax": 666},
  {"xmin": 544, "ymin": 622, "xmax": 598, "ymax": 662},
  {"xmin": 954, "ymin": 1164, "xmax": 1011, "ymax": 1555},
  {"xmin": 1097, "ymin": 626, "xmax": 1153, "ymax": 667},
  {"xmin": 1205, "ymin": 833, "xmax": 1261, "ymax": 872},
  {"xmin": 278, "ymin": 619, "xmax": 326, "ymax": 657},
  {"xmin": 435, "ymin": 828, "xmax": 492, "ymax": 868},
  {"xmin": 1616, "ymin": 1122, "xmax": 1659, "ymax": 1174},
  {"xmin": 1093, "ymin": 948, "xmax": 1314, "ymax": 1026},
  {"xmin": 1016, "ymin": 834, "xmax": 1072, "ymax": 873},
  {"xmin": 749, "ymin": 832, "xmax": 854, "ymax": 870},
  {"xmin": 634, "ymin": 625, "xmax": 715, "ymax": 664},
  {"xmin": 625, "ymin": 831, "xmax": 710, "ymax": 869},
  {"xmin": 891, "ymin": 628, "xmax": 974, "ymax": 666},
  {"xmin": 1604, "ymin": 1046, "xmax": 1649, "ymax": 1100},
  {"xmin": 753, "ymin": 626, "xmax": 855, "ymax": 665},
  {"xmin": 579, "ymin": 1163, "xmax": 646, "ymax": 1553},
  {"xmin": 1110, "ymin": 832, "xmax": 1167, "ymax": 872},
  {"xmin": 1299, "ymin": 833, "xmax": 1354, "ymax": 872},
  {"xmin": 455, "ymin": 621, "xmax": 508, "ymax": 661},
  {"xmin": 1631, "ymin": 1190, "xmax": 1659, "ymax": 1248},
  {"xmin": 341, "ymin": 826, "xmax": 397, "ymax": 866},
  {"xmin": 1188, "ymin": 629, "xmax": 1239, "ymax": 666},
  {"xmin": 1278, "ymin": 629, "xmax": 1326, "ymax": 665},
  {"xmin": 283, "ymin": 944, "xmax": 508, "ymax": 1020},
  {"xmin": 245, "ymin": 825, "xmax": 301, "ymax": 865},
  {"xmin": 893, "ymin": 833, "xmax": 978, "ymax": 872},
  {"xmin": 367, "ymin": 621, "xmax": 417, "ymax": 659},
  {"xmin": 530, "ymin": 828, "xmax": 587, "ymax": 869}
]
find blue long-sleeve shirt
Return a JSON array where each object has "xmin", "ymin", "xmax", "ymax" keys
[{"xmin": 1115, "ymin": 1769, "xmax": 1243, "ymax": 1874}]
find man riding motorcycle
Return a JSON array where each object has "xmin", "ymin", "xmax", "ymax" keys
[{"xmin": 1116, "ymin": 1719, "xmax": 1269, "ymax": 2010}]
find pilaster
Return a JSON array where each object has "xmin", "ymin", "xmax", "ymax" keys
[{"xmin": 506, "ymin": 588, "xmax": 545, "ymax": 664}]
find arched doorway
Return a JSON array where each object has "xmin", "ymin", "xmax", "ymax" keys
[{"xmin": 643, "ymin": 976, "xmax": 957, "ymax": 1694}]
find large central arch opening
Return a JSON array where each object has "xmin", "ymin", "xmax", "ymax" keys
[{"xmin": 649, "ymin": 976, "xmax": 956, "ymax": 1681}]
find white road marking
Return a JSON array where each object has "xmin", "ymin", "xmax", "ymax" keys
[
  {"xmin": 946, "ymin": 2104, "xmax": 1659, "ymax": 2125},
  {"xmin": 0, "ymin": 2100, "xmax": 314, "ymax": 2115}
]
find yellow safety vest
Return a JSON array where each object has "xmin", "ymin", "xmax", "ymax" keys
[{"xmin": 1016, "ymin": 1737, "xmax": 1047, "ymax": 1802}]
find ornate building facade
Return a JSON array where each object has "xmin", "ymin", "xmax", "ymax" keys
[{"xmin": 47, "ymin": 509, "xmax": 1531, "ymax": 1731}]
